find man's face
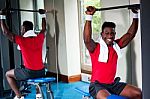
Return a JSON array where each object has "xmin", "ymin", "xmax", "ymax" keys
[
  {"xmin": 21, "ymin": 26, "xmax": 25, "ymax": 36},
  {"xmin": 101, "ymin": 27, "xmax": 116, "ymax": 46}
]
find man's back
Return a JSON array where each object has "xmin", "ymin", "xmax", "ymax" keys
[{"xmin": 15, "ymin": 33, "xmax": 45, "ymax": 70}]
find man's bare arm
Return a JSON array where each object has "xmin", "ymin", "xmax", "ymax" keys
[
  {"xmin": 83, "ymin": 6, "xmax": 97, "ymax": 53},
  {"xmin": 119, "ymin": 8, "xmax": 139, "ymax": 48},
  {"xmin": 40, "ymin": 18, "xmax": 46, "ymax": 33},
  {"xmin": 0, "ymin": 18, "xmax": 15, "ymax": 42},
  {"xmin": 84, "ymin": 20, "xmax": 96, "ymax": 53},
  {"xmin": 39, "ymin": 9, "xmax": 46, "ymax": 34}
]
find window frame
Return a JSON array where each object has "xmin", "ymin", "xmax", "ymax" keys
[{"xmin": 78, "ymin": 0, "xmax": 101, "ymax": 74}]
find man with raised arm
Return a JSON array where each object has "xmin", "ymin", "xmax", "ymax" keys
[
  {"xmin": 0, "ymin": 9, "xmax": 46, "ymax": 99},
  {"xmin": 83, "ymin": 6, "xmax": 142, "ymax": 99}
]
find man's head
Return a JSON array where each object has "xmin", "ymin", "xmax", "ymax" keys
[
  {"xmin": 101, "ymin": 22, "xmax": 116, "ymax": 46},
  {"xmin": 21, "ymin": 21, "xmax": 33, "ymax": 35}
]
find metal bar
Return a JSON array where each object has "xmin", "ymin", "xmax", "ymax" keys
[
  {"xmin": 0, "ymin": 9, "xmax": 51, "ymax": 13},
  {"xmin": 10, "ymin": 8, "xmax": 52, "ymax": 13},
  {"xmin": 96, "ymin": 4, "xmax": 140, "ymax": 11},
  {"xmin": 10, "ymin": 8, "xmax": 39, "ymax": 12}
]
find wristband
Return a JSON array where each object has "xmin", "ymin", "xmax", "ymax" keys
[
  {"xmin": 0, "ymin": 15, "xmax": 6, "ymax": 19},
  {"xmin": 41, "ymin": 14, "xmax": 46, "ymax": 18},
  {"xmin": 133, "ymin": 13, "xmax": 138, "ymax": 19},
  {"xmin": 85, "ymin": 15, "xmax": 93, "ymax": 21}
]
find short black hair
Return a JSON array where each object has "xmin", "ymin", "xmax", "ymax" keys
[
  {"xmin": 102, "ymin": 22, "xmax": 116, "ymax": 32},
  {"xmin": 23, "ymin": 21, "xmax": 33, "ymax": 31}
]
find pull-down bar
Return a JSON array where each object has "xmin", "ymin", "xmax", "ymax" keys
[
  {"xmin": 10, "ymin": 8, "xmax": 51, "ymax": 13},
  {"xmin": 0, "ymin": 8, "xmax": 51, "ymax": 13},
  {"xmin": 10, "ymin": 8, "xmax": 40, "ymax": 12},
  {"xmin": 95, "ymin": 4, "xmax": 140, "ymax": 11}
]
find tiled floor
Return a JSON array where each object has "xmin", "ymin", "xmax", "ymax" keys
[
  {"xmin": 1, "ymin": 81, "xmax": 129, "ymax": 99},
  {"xmin": 25, "ymin": 81, "xmax": 92, "ymax": 99}
]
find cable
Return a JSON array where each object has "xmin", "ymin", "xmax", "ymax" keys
[
  {"xmin": 128, "ymin": 0, "xmax": 132, "ymax": 84},
  {"xmin": 52, "ymin": 0, "xmax": 59, "ymax": 91}
]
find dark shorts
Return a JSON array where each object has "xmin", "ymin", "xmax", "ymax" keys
[
  {"xmin": 89, "ymin": 77, "xmax": 127, "ymax": 99},
  {"xmin": 14, "ymin": 66, "xmax": 45, "ymax": 81}
]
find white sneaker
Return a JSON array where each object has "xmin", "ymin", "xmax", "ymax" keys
[
  {"xmin": 14, "ymin": 96, "xmax": 24, "ymax": 99},
  {"xmin": 36, "ymin": 93, "xmax": 42, "ymax": 99}
]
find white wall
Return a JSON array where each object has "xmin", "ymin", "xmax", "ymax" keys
[
  {"xmin": 64, "ymin": 0, "xmax": 81, "ymax": 76},
  {"xmin": 44, "ymin": 0, "xmax": 81, "ymax": 76},
  {"xmin": 101, "ymin": 0, "xmax": 142, "ymax": 88},
  {"xmin": 130, "ymin": 0, "xmax": 142, "ymax": 89},
  {"xmin": 44, "ymin": 0, "xmax": 67, "ymax": 75}
]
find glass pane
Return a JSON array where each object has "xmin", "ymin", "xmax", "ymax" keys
[
  {"xmin": 80, "ymin": 0, "xmax": 101, "ymax": 66},
  {"xmin": 19, "ymin": 0, "xmax": 34, "ymax": 25},
  {"xmin": 36, "ymin": 0, "xmax": 44, "ymax": 31}
]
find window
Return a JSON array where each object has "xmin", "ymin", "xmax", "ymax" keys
[
  {"xmin": 19, "ymin": 0, "xmax": 44, "ymax": 32},
  {"xmin": 34, "ymin": 0, "xmax": 44, "ymax": 32},
  {"xmin": 79, "ymin": 0, "xmax": 101, "ymax": 72}
]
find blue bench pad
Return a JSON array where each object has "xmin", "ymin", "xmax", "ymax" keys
[{"xmin": 27, "ymin": 77, "xmax": 56, "ymax": 83}]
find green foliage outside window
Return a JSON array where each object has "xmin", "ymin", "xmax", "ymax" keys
[
  {"xmin": 83, "ymin": 0, "xmax": 101, "ymax": 40},
  {"xmin": 81, "ymin": 0, "xmax": 101, "ymax": 65}
]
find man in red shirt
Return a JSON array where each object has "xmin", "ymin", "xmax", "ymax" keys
[
  {"xmin": 84, "ymin": 6, "xmax": 142, "ymax": 99},
  {"xmin": 0, "ymin": 9, "xmax": 46, "ymax": 99}
]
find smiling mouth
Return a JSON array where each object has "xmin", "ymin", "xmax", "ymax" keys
[{"xmin": 107, "ymin": 39, "xmax": 113, "ymax": 42}]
